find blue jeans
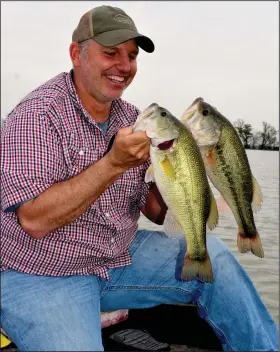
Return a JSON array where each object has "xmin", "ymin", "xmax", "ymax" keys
[{"xmin": 1, "ymin": 231, "xmax": 278, "ymax": 351}]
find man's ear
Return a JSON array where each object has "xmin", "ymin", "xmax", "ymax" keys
[{"xmin": 69, "ymin": 42, "xmax": 81, "ymax": 67}]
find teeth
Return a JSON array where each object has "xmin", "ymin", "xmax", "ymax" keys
[{"xmin": 107, "ymin": 75, "xmax": 125, "ymax": 82}]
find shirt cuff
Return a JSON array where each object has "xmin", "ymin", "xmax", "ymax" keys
[{"xmin": 1, "ymin": 172, "xmax": 52, "ymax": 212}]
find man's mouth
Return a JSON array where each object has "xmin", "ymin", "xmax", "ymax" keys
[{"xmin": 106, "ymin": 75, "xmax": 126, "ymax": 84}]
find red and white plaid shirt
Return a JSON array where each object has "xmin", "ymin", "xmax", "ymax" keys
[{"xmin": 1, "ymin": 70, "xmax": 151, "ymax": 280}]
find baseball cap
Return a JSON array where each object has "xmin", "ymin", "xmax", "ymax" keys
[{"xmin": 72, "ymin": 5, "xmax": 155, "ymax": 53}]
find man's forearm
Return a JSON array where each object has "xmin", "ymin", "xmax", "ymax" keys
[
  {"xmin": 141, "ymin": 183, "xmax": 168, "ymax": 225},
  {"xmin": 16, "ymin": 155, "xmax": 125, "ymax": 239}
]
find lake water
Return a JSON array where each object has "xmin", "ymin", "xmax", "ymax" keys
[{"xmin": 138, "ymin": 150, "xmax": 279, "ymax": 324}]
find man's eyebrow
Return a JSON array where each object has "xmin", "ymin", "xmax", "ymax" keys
[
  {"xmin": 104, "ymin": 46, "xmax": 117, "ymax": 50},
  {"xmin": 104, "ymin": 46, "xmax": 139, "ymax": 55}
]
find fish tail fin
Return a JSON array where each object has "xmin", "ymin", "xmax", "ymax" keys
[
  {"xmin": 237, "ymin": 231, "xmax": 264, "ymax": 258},
  {"xmin": 181, "ymin": 252, "xmax": 213, "ymax": 283},
  {"xmin": 251, "ymin": 232, "xmax": 264, "ymax": 258}
]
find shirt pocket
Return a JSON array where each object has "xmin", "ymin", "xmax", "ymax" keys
[
  {"xmin": 64, "ymin": 133, "xmax": 99, "ymax": 175},
  {"xmin": 109, "ymin": 168, "xmax": 142, "ymax": 210}
]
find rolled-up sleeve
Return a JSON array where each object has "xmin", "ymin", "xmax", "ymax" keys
[{"xmin": 1, "ymin": 111, "xmax": 67, "ymax": 212}]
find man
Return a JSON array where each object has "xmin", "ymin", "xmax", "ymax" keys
[{"xmin": 1, "ymin": 5, "xmax": 278, "ymax": 352}]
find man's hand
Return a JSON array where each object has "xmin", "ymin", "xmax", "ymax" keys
[{"xmin": 106, "ymin": 127, "xmax": 151, "ymax": 171}]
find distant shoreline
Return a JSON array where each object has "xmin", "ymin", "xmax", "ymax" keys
[{"xmin": 245, "ymin": 147, "xmax": 279, "ymax": 151}]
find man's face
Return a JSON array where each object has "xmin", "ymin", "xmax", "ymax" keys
[{"xmin": 76, "ymin": 39, "xmax": 138, "ymax": 103}]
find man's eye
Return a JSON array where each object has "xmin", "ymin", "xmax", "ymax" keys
[{"xmin": 104, "ymin": 52, "xmax": 115, "ymax": 57}]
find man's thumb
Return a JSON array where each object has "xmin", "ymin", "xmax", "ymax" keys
[{"xmin": 118, "ymin": 126, "xmax": 133, "ymax": 137}]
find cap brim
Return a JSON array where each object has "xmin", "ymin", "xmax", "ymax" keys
[{"xmin": 93, "ymin": 29, "xmax": 155, "ymax": 53}]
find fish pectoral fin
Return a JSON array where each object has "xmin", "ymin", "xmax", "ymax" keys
[
  {"xmin": 159, "ymin": 155, "xmax": 176, "ymax": 179},
  {"xmin": 216, "ymin": 194, "xmax": 232, "ymax": 214},
  {"xmin": 207, "ymin": 188, "xmax": 219, "ymax": 230},
  {"xmin": 251, "ymin": 175, "xmax": 263, "ymax": 213},
  {"xmin": 145, "ymin": 165, "xmax": 155, "ymax": 183},
  {"xmin": 163, "ymin": 209, "xmax": 184, "ymax": 237},
  {"xmin": 204, "ymin": 147, "xmax": 216, "ymax": 167}
]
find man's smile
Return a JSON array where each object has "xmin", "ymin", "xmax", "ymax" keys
[{"xmin": 106, "ymin": 75, "xmax": 126, "ymax": 84}]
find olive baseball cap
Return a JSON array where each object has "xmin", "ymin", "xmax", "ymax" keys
[{"xmin": 72, "ymin": 5, "xmax": 155, "ymax": 53}]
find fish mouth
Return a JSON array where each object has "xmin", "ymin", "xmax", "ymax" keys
[
  {"xmin": 133, "ymin": 103, "xmax": 159, "ymax": 132},
  {"xmin": 157, "ymin": 139, "xmax": 174, "ymax": 150},
  {"xmin": 181, "ymin": 97, "xmax": 204, "ymax": 124}
]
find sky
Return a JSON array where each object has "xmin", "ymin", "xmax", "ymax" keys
[{"xmin": 1, "ymin": 1, "xmax": 279, "ymax": 131}]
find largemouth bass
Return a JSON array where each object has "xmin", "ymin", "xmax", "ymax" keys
[
  {"xmin": 133, "ymin": 103, "xmax": 219, "ymax": 283},
  {"xmin": 181, "ymin": 97, "xmax": 264, "ymax": 258}
]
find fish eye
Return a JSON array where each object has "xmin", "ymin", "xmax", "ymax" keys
[
  {"xmin": 161, "ymin": 112, "xmax": 167, "ymax": 117},
  {"xmin": 202, "ymin": 109, "xmax": 210, "ymax": 116}
]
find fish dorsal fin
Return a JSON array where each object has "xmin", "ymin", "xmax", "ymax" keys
[
  {"xmin": 145, "ymin": 165, "xmax": 155, "ymax": 183},
  {"xmin": 163, "ymin": 208, "xmax": 184, "ymax": 237},
  {"xmin": 207, "ymin": 187, "xmax": 219, "ymax": 230},
  {"xmin": 251, "ymin": 175, "xmax": 263, "ymax": 213},
  {"xmin": 160, "ymin": 155, "xmax": 176, "ymax": 179}
]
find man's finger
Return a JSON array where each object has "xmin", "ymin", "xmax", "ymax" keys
[
  {"xmin": 118, "ymin": 127, "xmax": 150, "ymax": 144},
  {"xmin": 125, "ymin": 131, "xmax": 151, "ymax": 145},
  {"xmin": 118, "ymin": 126, "xmax": 134, "ymax": 137}
]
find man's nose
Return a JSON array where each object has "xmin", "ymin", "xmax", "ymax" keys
[{"xmin": 115, "ymin": 53, "xmax": 130, "ymax": 72}]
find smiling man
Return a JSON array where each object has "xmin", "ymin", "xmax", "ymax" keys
[
  {"xmin": 70, "ymin": 7, "xmax": 145, "ymax": 117},
  {"xmin": 1, "ymin": 5, "xmax": 279, "ymax": 352}
]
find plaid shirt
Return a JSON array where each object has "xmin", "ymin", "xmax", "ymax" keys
[{"xmin": 1, "ymin": 70, "xmax": 151, "ymax": 280}]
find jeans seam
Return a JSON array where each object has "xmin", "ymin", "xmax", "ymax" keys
[
  {"xmin": 104, "ymin": 285, "xmax": 192, "ymax": 294},
  {"xmin": 1, "ymin": 310, "xmax": 30, "ymax": 351},
  {"xmin": 96, "ymin": 275, "xmax": 102, "ymax": 292},
  {"xmin": 196, "ymin": 299, "xmax": 234, "ymax": 351}
]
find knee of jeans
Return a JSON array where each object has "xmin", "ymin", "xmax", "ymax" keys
[
  {"xmin": 206, "ymin": 234, "xmax": 231, "ymax": 258},
  {"xmin": 205, "ymin": 235, "xmax": 244, "ymax": 285}
]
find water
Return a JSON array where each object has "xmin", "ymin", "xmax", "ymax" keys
[{"xmin": 138, "ymin": 150, "xmax": 279, "ymax": 324}]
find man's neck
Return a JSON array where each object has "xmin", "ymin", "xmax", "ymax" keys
[{"xmin": 73, "ymin": 72, "xmax": 111, "ymax": 123}]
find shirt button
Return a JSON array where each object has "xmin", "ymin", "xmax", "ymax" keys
[
  {"xmin": 79, "ymin": 150, "xmax": 84, "ymax": 156},
  {"xmin": 105, "ymin": 213, "xmax": 110, "ymax": 217},
  {"xmin": 111, "ymin": 238, "xmax": 115, "ymax": 243}
]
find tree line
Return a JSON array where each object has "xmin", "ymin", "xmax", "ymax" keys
[{"xmin": 233, "ymin": 119, "xmax": 279, "ymax": 151}]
